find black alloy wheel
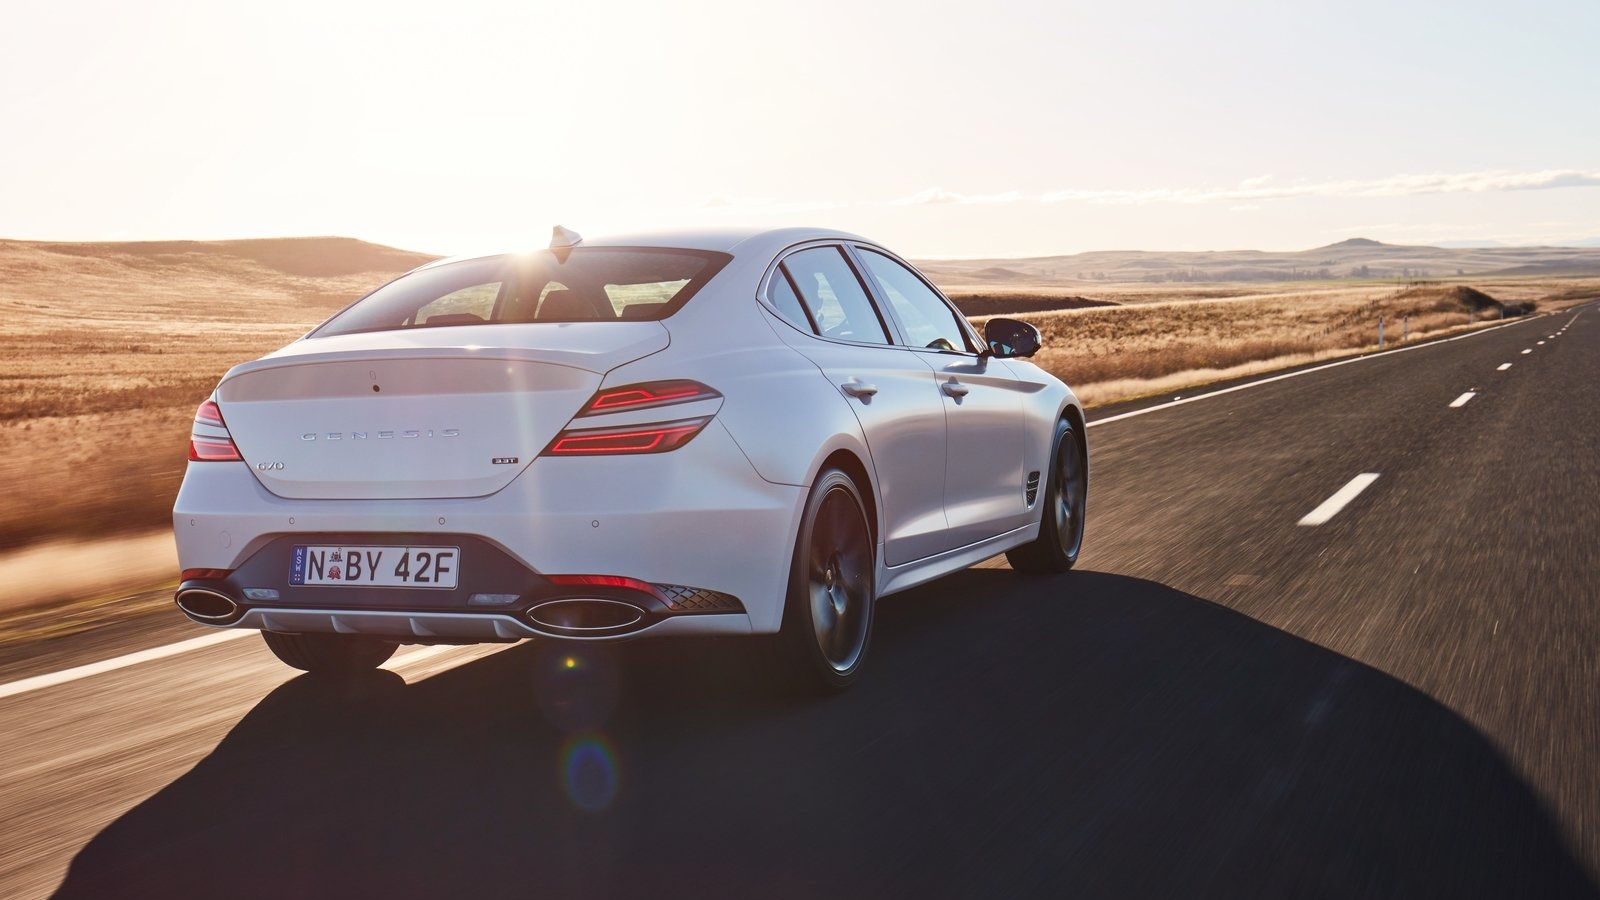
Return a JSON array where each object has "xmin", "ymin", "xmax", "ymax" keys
[{"xmin": 779, "ymin": 467, "xmax": 875, "ymax": 691}]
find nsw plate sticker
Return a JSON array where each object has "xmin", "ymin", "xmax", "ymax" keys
[{"xmin": 290, "ymin": 546, "xmax": 307, "ymax": 585}]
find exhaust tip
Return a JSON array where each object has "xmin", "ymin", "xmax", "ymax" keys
[
  {"xmin": 528, "ymin": 599, "xmax": 645, "ymax": 634},
  {"xmin": 176, "ymin": 588, "xmax": 240, "ymax": 623}
]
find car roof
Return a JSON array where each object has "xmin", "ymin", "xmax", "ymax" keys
[{"xmin": 412, "ymin": 226, "xmax": 875, "ymax": 272}]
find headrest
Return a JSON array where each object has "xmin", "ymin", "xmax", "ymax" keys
[{"xmin": 538, "ymin": 289, "xmax": 604, "ymax": 320}]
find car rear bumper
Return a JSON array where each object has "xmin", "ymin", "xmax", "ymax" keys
[{"xmin": 172, "ymin": 421, "xmax": 804, "ymax": 638}]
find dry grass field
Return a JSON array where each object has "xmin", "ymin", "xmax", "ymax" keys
[
  {"xmin": 956, "ymin": 278, "xmax": 1599, "ymax": 405},
  {"xmin": 0, "ymin": 238, "xmax": 433, "ymax": 551},
  {"xmin": 0, "ymin": 236, "xmax": 1594, "ymax": 565}
]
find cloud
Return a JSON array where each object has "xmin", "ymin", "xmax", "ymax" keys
[
  {"xmin": 1037, "ymin": 169, "xmax": 1600, "ymax": 206},
  {"xmin": 892, "ymin": 187, "xmax": 1025, "ymax": 206},
  {"xmin": 697, "ymin": 196, "xmax": 846, "ymax": 214}
]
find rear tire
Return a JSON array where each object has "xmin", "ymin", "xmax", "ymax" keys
[
  {"xmin": 261, "ymin": 631, "xmax": 397, "ymax": 674},
  {"xmin": 1006, "ymin": 417, "xmax": 1086, "ymax": 574},
  {"xmin": 776, "ymin": 467, "xmax": 876, "ymax": 693}
]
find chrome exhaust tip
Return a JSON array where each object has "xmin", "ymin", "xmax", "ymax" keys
[
  {"xmin": 527, "ymin": 598, "xmax": 646, "ymax": 635},
  {"xmin": 176, "ymin": 588, "xmax": 240, "ymax": 623}
]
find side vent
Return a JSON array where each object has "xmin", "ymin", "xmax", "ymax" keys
[{"xmin": 1024, "ymin": 471, "xmax": 1042, "ymax": 506}]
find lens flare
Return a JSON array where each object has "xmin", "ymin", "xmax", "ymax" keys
[
  {"xmin": 560, "ymin": 733, "xmax": 619, "ymax": 812},
  {"xmin": 532, "ymin": 645, "xmax": 619, "ymax": 731}
]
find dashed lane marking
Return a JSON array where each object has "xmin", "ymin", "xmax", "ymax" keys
[{"xmin": 1298, "ymin": 474, "xmax": 1382, "ymax": 527}]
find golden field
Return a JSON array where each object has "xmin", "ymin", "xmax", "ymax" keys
[
  {"xmin": 955, "ymin": 278, "xmax": 1598, "ymax": 405},
  {"xmin": 0, "ymin": 238, "xmax": 432, "ymax": 551},
  {"xmin": 0, "ymin": 236, "xmax": 1595, "ymax": 560}
]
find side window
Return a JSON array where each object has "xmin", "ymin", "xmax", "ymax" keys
[
  {"xmin": 765, "ymin": 270, "xmax": 815, "ymax": 332},
  {"xmin": 780, "ymin": 246, "xmax": 890, "ymax": 345},
  {"xmin": 857, "ymin": 249, "xmax": 973, "ymax": 352},
  {"xmin": 412, "ymin": 282, "xmax": 501, "ymax": 327}
]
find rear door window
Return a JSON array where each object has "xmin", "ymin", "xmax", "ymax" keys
[
  {"xmin": 765, "ymin": 269, "xmax": 816, "ymax": 333},
  {"xmin": 779, "ymin": 246, "xmax": 890, "ymax": 345}
]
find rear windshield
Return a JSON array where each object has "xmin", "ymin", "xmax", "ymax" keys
[{"xmin": 311, "ymin": 247, "xmax": 731, "ymax": 338}]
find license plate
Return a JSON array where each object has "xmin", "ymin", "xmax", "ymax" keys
[{"xmin": 289, "ymin": 545, "xmax": 460, "ymax": 589}]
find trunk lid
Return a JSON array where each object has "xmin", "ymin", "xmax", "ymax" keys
[{"xmin": 216, "ymin": 323, "xmax": 667, "ymax": 499}]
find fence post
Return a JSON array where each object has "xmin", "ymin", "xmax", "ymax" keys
[
  {"xmin": 1404, "ymin": 315, "xmax": 1409, "ymax": 341},
  {"xmin": 1379, "ymin": 315, "xmax": 1385, "ymax": 349}
]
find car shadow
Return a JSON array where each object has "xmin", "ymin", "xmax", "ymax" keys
[{"xmin": 53, "ymin": 570, "xmax": 1597, "ymax": 900}]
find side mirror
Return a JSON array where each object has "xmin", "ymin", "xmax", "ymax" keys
[{"xmin": 983, "ymin": 317, "xmax": 1042, "ymax": 359}]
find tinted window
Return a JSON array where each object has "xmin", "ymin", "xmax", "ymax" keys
[
  {"xmin": 314, "ymin": 248, "xmax": 730, "ymax": 337},
  {"xmin": 781, "ymin": 246, "xmax": 889, "ymax": 345},
  {"xmin": 415, "ymin": 281, "xmax": 503, "ymax": 327},
  {"xmin": 858, "ymin": 249, "xmax": 972, "ymax": 352},
  {"xmin": 765, "ymin": 270, "xmax": 815, "ymax": 332}
]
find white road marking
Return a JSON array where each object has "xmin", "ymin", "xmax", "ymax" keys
[
  {"xmin": 0, "ymin": 630, "xmax": 510, "ymax": 702},
  {"xmin": 1298, "ymin": 474, "xmax": 1382, "ymax": 526},
  {"xmin": 1522, "ymin": 349, "xmax": 1533, "ymax": 354},
  {"xmin": 1497, "ymin": 363, "xmax": 1512, "ymax": 371},
  {"xmin": 384, "ymin": 642, "xmax": 514, "ymax": 681},
  {"xmin": 1538, "ymin": 340, "xmax": 1546, "ymax": 345},
  {"xmin": 0, "ymin": 628, "xmax": 255, "ymax": 701},
  {"xmin": 383, "ymin": 644, "xmax": 460, "ymax": 670},
  {"xmin": 1450, "ymin": 392, "xmax": 1476, "ymax": 408},
  {"xmin": 1089, "ymin": 314, "xmax": 1539, "ymax": 428}
]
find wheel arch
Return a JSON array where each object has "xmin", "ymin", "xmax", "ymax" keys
[
  {"xmin": 1060, "ymin": 401, "xmax": 1089, "ymax": 494},
  {"xmin": 817, "ymin": 447, "xmax": 879, "ymax": 551}
]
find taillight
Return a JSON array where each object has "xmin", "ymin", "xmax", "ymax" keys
[
  {"xmin": 545, "ymin": 574, "xmax": 664, "ymax": 599},
  {"xmin": 181, "ymin": 568, "xmax": 233, "ymax": 580},
  {"xmin": 543, "ymin": 417, "xmax": 711, "ymax": 456},
  {"xmin": 577, "ymin": 380, "xmax": 720, "ymax": 416},
  {"xmin": 189, "ymin": 399, "xmax": 243, "ymax": 462},
  {"xmin": 194, "ymin": 400, "xmax": 225, "ymax": 427}
]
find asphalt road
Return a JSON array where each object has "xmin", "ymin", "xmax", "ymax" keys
[{"xmin": 2, "ymin": 307, "xmax": 1596, "ymax": 899}]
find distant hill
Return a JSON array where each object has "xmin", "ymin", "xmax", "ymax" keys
[
  {"xmin": 917, "ymin": 238, "xmax": 1600, "ymax": 286},
  {"xmin": 1, "ymin": 235, "xmax": 436, "ymax": 280},
  {"xmin": 0, "ymin": 236, "xmax": 438, "ymax": 326}
]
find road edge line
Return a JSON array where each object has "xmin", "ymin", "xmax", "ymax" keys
[
  {"xmin": 1087, "ymin": 312, "xmax": 1548, "ymax": 429},
  {"xmin": 0, "ymin": 628, "xmax": 254, "ymax": 701}
]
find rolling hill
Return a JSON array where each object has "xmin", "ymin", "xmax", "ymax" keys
[{"xmin": 916, "ymin": 238, "xmax": 1600, "ymax": 288}]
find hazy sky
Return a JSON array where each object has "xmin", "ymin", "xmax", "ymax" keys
[{"xmin": 2, "ymin": 0, "xmax": 1596, "ymax": 257}]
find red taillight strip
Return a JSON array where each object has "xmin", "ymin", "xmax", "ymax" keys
[
  {"xmin": 189, "ymin": 437, "xmax": 243, "ymax": 462},
  {"xmin": 577, "ymin": 380, "xmax": 720, "ymax": 417},
  {"xmin": 181, "ymin": 568, "xmax": 233, "ymax": 580},
  {"xmin": 543, "ymin": 417, "xmax": 710, "ymax": 456},
  {"xmin": 545, "ymin": 574, "xmax": 664, "ymax": 600}
]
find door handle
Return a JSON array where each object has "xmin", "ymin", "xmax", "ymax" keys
[
  {"xmin": 840, "ymin": 380, "xmax": 879, "ymax": 398},
  {"xmin": 941, "ymin": 380, "xmax": 970, "ymax": 398}
]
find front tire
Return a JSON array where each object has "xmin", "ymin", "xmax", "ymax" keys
[
  {"xmin": 261, "ymin": 631, "xmax": 397, "ymax": 674},
  {"xmin": 777, "ymin": 467, "xmax": 876, "ymax": 692},
  {"xmin": 1006, "ymin": 417, "xmax": 1086, "ymax": 574}
]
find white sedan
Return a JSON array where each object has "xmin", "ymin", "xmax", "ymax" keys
[{"xmin": 173, "ymin": 226, "xmax": 1088, "ymax": 690}]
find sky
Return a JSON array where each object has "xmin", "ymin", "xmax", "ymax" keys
[{"xmin": 2, "ymin": 0, "xmax": 1596, "ymax": 258}]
